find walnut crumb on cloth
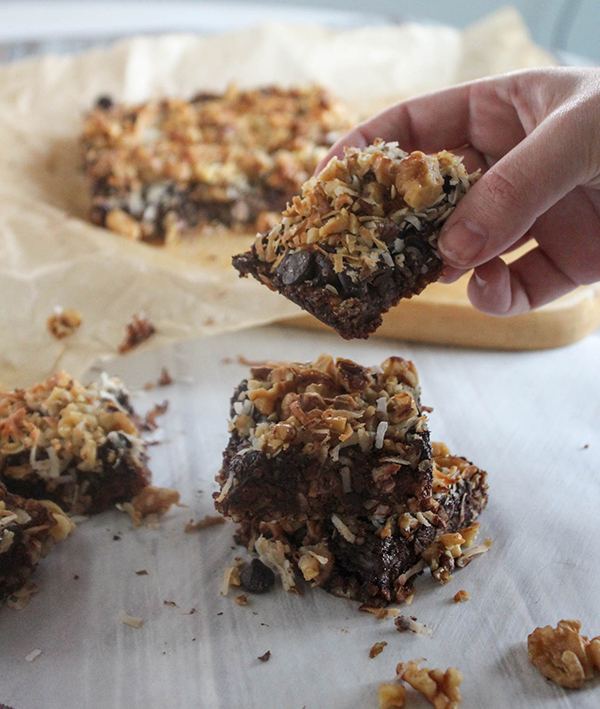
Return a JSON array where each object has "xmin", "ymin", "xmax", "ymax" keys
[{"xmin": 528, "ymin": 620, "xmax": 600, "ymax": 688}]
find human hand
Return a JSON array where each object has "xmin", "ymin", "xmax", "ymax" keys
[{"xmin": 317, "ymin": 68, "xmax": 600, "ymax": 316}]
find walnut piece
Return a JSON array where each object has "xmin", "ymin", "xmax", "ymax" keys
[
  {"xmin": 120, "ymin": 486, "xmax": 180, "ymax": 526},
  {"xmin": 527, "ymin": 620, "xmax": 598, "ymax": 688},
  {"xmin": 47, "ymin": 308, "xmax": 83, "ymax": 339},
  {"xmin": 397, "ymin": 660, "xmax": 463, "ymax": 709},
  {"xmin": 184, "ymin": 515, "xmax": 225, "ymax": 532},
  {"xmin": 369, "ymin": 641, "xmax": 388, "ymax": 658},
  {"xmin": 377, "ymin": 683, "xmax": 406, "ymax": 709},
  {"xmin": 453, "ymin": 590, "xmax": 470, "ymax": 603}
]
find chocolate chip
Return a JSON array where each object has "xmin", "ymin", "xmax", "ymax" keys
[
  {"xmin": 276, "ymin": 250, "xmax": 314, "ymax": 285},
  {"xmin": 96, "ymin": 95, "xmax": 114, "ymax": 110},
  {"xmin": 314, "ymin": 252, "xmax": 339, "ymax": 286},
  {"xmin": 338, "ymin": 270, "xmax": 366, "ymax": 297},
  {"xmin": 240, "ymin": 559, "xmax": 275, "ymax": 594}
]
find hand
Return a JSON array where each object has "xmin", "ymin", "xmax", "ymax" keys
[{"xmin": 317, "ymin": 68, "xmax": 600, "ymax": 316}]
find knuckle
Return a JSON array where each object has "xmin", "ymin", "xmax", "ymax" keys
[{"xmin": 481, "ymin": 166, "xmax": 525, "ymax": 214}]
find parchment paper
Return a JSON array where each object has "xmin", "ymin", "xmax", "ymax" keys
[{"xmin": 0, "ymin": 7, "xmax": 554, "ymax": 388}]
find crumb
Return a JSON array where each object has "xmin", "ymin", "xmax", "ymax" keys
[
  {"xmin": 185, "ymin": 608, "xmax": 196, "ymax": 615},
  {"xmin": 25, "ymin": 649, "xmax": 42, "ymax": 662},
  {"xmin": 47, "ymin": 308, "xmax": 82, "ymax": 339},
  {"xmin": 119, "ymin": 610, "xmax": 143, "ymax": 628},
  {"xmin": 135, "ymin": 570, "xmax": 148, "ymax": 576},
  {"xmin": 204, "ymin": 317, "xmax": 215, "ymax": 326},
  {"xmin": 217, "ymin": 612, "xmax": 223, "ymax": 616},
  {"xmin": 73, "ymin": 575, "xmax": 80, "ymax": 580},
  {"xmin": 369, "ymin": 641, "xmax": 388, "ymax": 658},
  {"xmin": 261, "ymin": 623, "xmax": 269, "ymax": 627},
  {"xmin": 394, "ymin": 615, "xmax": 432, "ymax": 635},
  {"xmin": 113, "ymin": 534, "xmax": 121, "ymax": 541},
  {"xmin": 185, "ymin": 515, "xmax": 225, "ymax": 533},
  {"xmin": 6, "ymin": 580, "xmax": 39, "ymax": 610},
  {"xmin": 235, "ymin": 594, "xmax": 249, "ymax": 606},
  {"xmin": 143, "ymin": 400, "xmax": 169, "ymax": 431},
  {"xmin": 258, "ymin": 651, "xmax": 271, "ymax": 662},
  {"xmin": 221, "ymin": 357, "xmax": 233, "ymax": 364},
  {"xmin": 454, "ymin": 590, "xmax": 470, "ymax": 603},
  {"xmin": 118, "ymin": 313, "xmax": 156, "ymax": 354},
  {"xmin": 118, "ymin": 486, "xmax": 180, "ymax": 526},
  {"xmin": 583, "ymin": 444, "xmax": 589, "ymax": 449},
  {"xmin": 163, "ymin": 600, "xmax": 179, "ymax": 608},
  {"xmin": 158, "ymin": 367, "xmax": 173, "ymax": 386},
  {"xmin": 192, "ymin": 638, "xmax": 196, "ymax": 641},
  {"xmin": 359, "ymin": 605, "xmax": 401, "ymax": 620},
  {"xmin": 221, "ymin": 560, "xmax": 243, "ymax": 595},
  {"xmin": 236, "ymin": 355, "xmax": 268, "ymax": 367},
  {"xmin": 396, "ymin": 660, "xmax": 462, "ymax": 708}
]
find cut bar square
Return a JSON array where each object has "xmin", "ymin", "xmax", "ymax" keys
[
  {"xmin": 0, "ymin": 371, "xmax": 150, "ymax": 515},
  {"xmin": 233, "ymin": 140, "xmax": 478, "ymax": 339},
  {"xmin": 215, "ymin": 355, "xmax": 488, "ymax": 605}
]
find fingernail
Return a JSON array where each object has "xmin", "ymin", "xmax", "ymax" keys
[
  {"xmin": 439, "ymin": 220, "xmax": 488, "ymax": 266},
  {"xmin": 474, "ymin": 272, "xmax": 487, "ymax": 288}
]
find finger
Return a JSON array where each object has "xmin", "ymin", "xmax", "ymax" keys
[
  {"xmin": 466, "ymin": 248, "xmax": 579, "ymax": 316},
  {"xmin": 316, "ymin": 72, "xmax": 531, "ymax": 174},
  {"xmin": 438, "ymin": 114, "xmax": 590, "ymax": 270}
]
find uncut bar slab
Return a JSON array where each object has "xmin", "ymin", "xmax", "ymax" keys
[
  {"xmin": 81, "ymin": 86, "xmax": 351, "ymax": 244},
  {"xmin": 0, "ymin": 371, "xmax": 150, "ymax": 515},
  {"xmin": 214, "ymin": 353, "xmax": 433, "ymax": 535},
  {"xmin": 233, "ymin": 140, "xmax": 478, "ymax": 339},
  {"xmin": 0, "ymin": 483, "xmax": 75, "ymax": 602}
]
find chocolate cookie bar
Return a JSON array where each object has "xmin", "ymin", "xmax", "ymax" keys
[
  {"xmin": 0, "ymin": 483, "xmax": 75, "ymax": 602},
  {"xmin": 214, "ymin": 354, "xmax": 434, "ymax": 527},
  {"xmin": 233, "ymin": 140, "xmax": 478, "ymax": 339},
  {"xmin": 214, "ymin": 356, "xmax": 489, "ymax": 605},
  {"xmin": 81, "ymin": 86, "xmax": 351, "ymax": 244},
  {"xmin": 0, "ymin": 371, "xmax": 150, "ymax": 515}
]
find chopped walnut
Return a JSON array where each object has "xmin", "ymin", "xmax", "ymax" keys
[
  {"xmin": 422, "ymin": 523, "xmax": 492, "ymax": 584},
  {"xmin": 47, "ymin": 308, "xmax": 82, "ymax": 339},
  {"xmin": 370, "ymin": 641, "xmax": 388, "ymax": 658},
  {"xmin": 185, "ymin": 515, "xmax": 225, "ymax": 532},
  {"xmin": 220, "ymin": 559, "xmax": 243, "ymax": 596},
  {"xmin": 527, "ymin": 620, "xmax": 598, "ymax": 688},
  {"xmin": 397, "ymin": 660, "xmax": 463, "ymax": 709},
  {"xmin": 359, "ymin": 605, "xmax": 402, "ymax": 620},
  {"xmin": 235, "ymin": 594, "xmax": 248, "ymax": 606},
  {"xmin": 453, "ymin": 590, "xmax": 470, "ymax": 603},
  {"xmin": 119, "ymin": 486, "xmax": 180, "ymax": 526},
  {"xmin": 118, "ymin": 314, "xmax": 156, "ymax": 354},
  {"xmin": 377, "ymin": 683, "xmax": 406, "ymax": 709}
]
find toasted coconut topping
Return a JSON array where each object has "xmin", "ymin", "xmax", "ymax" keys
[
  {"xmin": 252, "ymin": 140, "xmax": 477, "ymax": 279},
  {"xmin": 231, "ymin": 354, "xmax": 425, "ymax": 460},
  {"xmin": 119, "ymin": 610, "xmax": 143, "ymax": 628},
  {"xmin": 254, "ymin": 535, "xmax": 297, "ymax": 592},
  {"xmin": 82, "ymin": 85, "xmax": 351, "ymax": 243},
  {"xmin": 119, "ymin": 486, "xmax": 180, "ymax": 526},
  {"xmin": 0, "ymin": 370, "xmax": 146, "ymax": 486}
]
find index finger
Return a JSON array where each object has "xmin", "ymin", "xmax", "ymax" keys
[{"xmin": 317, "ymin": 82, "xmax": 473, "ymax": 173}]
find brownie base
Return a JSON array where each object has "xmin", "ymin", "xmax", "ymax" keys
[
  {"xmin": 232, "ymin": 224, "xmax": 443, "ymax": 340},
  {"xmin": 234, "ymin": 460, "xmax": 488, "ymax": 606}
]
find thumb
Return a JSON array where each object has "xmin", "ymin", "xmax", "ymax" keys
[{"xmin": 438, "ymin": 116, "xmax": 588, "ymax": 268}]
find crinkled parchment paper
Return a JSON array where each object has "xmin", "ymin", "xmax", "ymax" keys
[{"xmin": 0, "ymin": 7, "xmax": 553, "ymax": 387}]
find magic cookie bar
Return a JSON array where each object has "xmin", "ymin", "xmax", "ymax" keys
[
  {"xmin": 0, "ymin": 483, "xmax": 74, "ymax": 602},
  {"xmin": 233, "ymin": 140, "xmax": 477, "ymax": 339},
  {"xmin": 0, "ymin": 371, "xmax": 150, "ymax": 515},
  {"xmin": 214, "ymin": 356, "xmax": 488, "ymax": 605},
  {"xmin": 214, "ymin": 355, "xmax": 434, "ymax": 527},
  {"xmin": 81, "ymin": 86, "xmax": 351, "ymax": 243}
]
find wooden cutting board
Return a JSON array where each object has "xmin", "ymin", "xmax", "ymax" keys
[{"xmin": 283, "ymin": 277, "xmax": 600, "ymax": 351}]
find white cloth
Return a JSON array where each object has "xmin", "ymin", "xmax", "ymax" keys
[{"xmin": 2, "ymin": 325, "xmax": 599, "ymax": 708}]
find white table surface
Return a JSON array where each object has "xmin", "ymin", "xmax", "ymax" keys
[{"xmin": 1, "ymin": 324, "xmax": 599, "ymax": 709}]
